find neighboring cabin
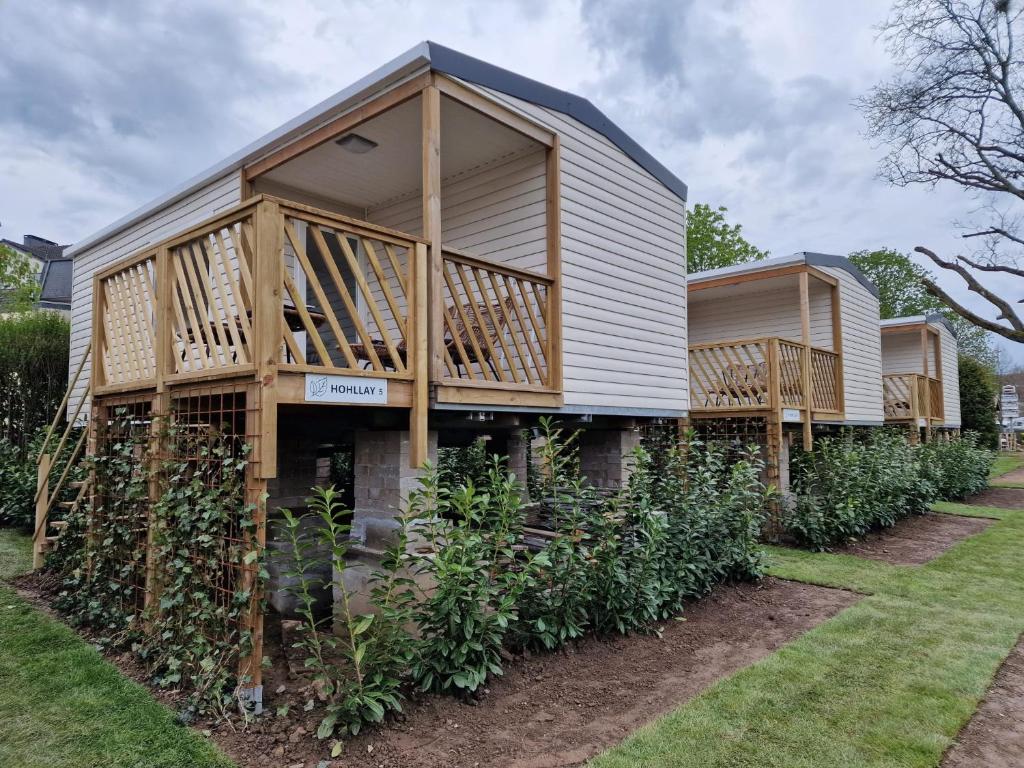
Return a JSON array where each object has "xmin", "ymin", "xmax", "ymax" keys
[
  {"xmin": 686, "ymin": 252, "xmax": 884, "ymax": 488},
  {"xmin": 880, "ymin": 314, "xmax": 961, "ymax": 438},
  {"xmin": 1, "ymin": 234, "xmax": 70, "ymax": 313}
]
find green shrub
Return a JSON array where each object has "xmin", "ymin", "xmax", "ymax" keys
[
  {"xmin": 785, "ymin": 429, "xmax": 990, "ymax": 550},
  {"xmin": 919, "ymin": 432, "xmax": 993, "ymax": 499},
  {"xmin": 0, "ymin": 311, "xmax": 69, "ymax": 451}
]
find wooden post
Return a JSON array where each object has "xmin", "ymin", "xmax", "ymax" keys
[
  {"xmin": 422, "ymin": 84, "xmax": 443, "ymax": 383},
  {"xmin": 32, "ymin": 453, "xmax": 50, "ymax": 570},
  {"xmin": 545, "ymin": 137, "xmax": 563, "ymax": 391},
  {"xmin": 252, "ymin": 200, "xmax": 283, "ymax": 479},
  {"xmin": 410, "ymin": 243, "xmax": 429, "ymax": 467},
  {"xmin": 798, "ymin": 271, "xmax": 813, "ymax": 449},
  {"xmin": 238, "ymin": 381, "xmax": 266, "ymax": 711}
]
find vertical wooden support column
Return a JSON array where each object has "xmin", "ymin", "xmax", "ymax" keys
[
  {"xmin": 410, "ymin": 243, "xmax": 429, "ymax": 467},
  {"xmin": 253, "ymin": 200, "xmax": 283, "ymax": 480},
  {"xmin": 920, "ymin": 327, "xmax": 932, "ymax": 441},
  {"xmin": 798, "ymin": 271, "xmax": 813, "ymax": 449},
  {"xmin": 32, "ymin": 454, "xmax": 50, "ymax": 570},
  {"xmin": 422, "ymin": 84, "xmax": 443, "ymax": 383},
  {"xmin": 545, "ymin": 136, "xmax": 563, "ymax": 391},
  {"xmin": 238, "ymin": 381, "xmax": 267, "ymax": 710},
  {"xmin": 829, "ymin": 282, "xmax": 845, "ymax": 414}
]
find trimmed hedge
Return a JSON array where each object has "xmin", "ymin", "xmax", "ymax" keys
[{"xmin": 784, "ymin": 430, "xmax": 992, "ymax": 550}]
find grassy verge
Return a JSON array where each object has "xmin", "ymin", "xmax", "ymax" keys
[
  {"xmin": 989, "ymin": 451, "xmax": 1024, "ymax": 480},
  {"xmin": 593, "ymin": 499, "xmax": 1024, "ymax": 768},
  {"xmin": 0, "ymin": 529, "xmax": 233, "ymax": 768}
]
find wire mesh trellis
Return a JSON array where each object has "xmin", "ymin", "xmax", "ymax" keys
[
  {"xmin": 86, "ymin": 393, "xmax": 154, "ymax": 618},
  {"xmin": 81, "ymin": 379, "xmax": 266, "ymax": 694}
]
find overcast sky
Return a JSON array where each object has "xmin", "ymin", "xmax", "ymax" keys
[{"xmin": 2, "ymin": 0, "xmax": 1021, "ymax": 364}]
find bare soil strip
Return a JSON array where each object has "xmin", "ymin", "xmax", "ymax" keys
[
  {"xmin": 968, "ymin": 486, "xmax": 1024, "ymax": 509},
  {"xmin": 214, "ymin": 578, "xmax": 857, "ymax": 768},
  {"xmin": 942, "ymin": 636, "xmax": 1024, "ymax": 768},
  {"xmin": 836, "ymin": 512, "xmax": 991, "ymax": 566}
]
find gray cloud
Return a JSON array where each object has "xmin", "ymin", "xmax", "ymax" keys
[{"xmin": 0, "ymin": 1, "xmax": 297, "ymax": 195}]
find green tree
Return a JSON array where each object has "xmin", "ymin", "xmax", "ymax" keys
[
  {"xmin": 850, "ymin": 248, "xmax": 998, "ymax": 371},
  {"xmin": 958, "ymin": 355, "xmax": 998, "ymax": 449},
  {"xmin": 0, "ymin": 243, "xmax": 41, "ymax": 312},
  {"xmin": 686, "ymin": 203, "xmax": 768, "ymax": 274}
]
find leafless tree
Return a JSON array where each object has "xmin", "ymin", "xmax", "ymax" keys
[{"xmin": 858, "ymin": 0, "xmax": 1024, "ymax": 342}]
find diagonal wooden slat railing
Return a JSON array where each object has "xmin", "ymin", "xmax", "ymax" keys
[
  {"xmin": 94, "ymin": 254, "xmax": 158, "ymax": 389},
  {"xmin": 439, "ymin": 248, "xmax": 554, "ymax": 389},
  {"xmin": 689, "ymin": 337, "xmax": 841, "ymax": 416},
  {"xmin": 277, "ymin": 202, "xmax": 424, "ymax": 379},
  {"xmin": 883, "ymin": 373, "xmax": 943, "ymax": 423}
]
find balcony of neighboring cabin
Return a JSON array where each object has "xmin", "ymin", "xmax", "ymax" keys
[
  {"xmin": 686, "ymin": 260, "xmax": 847, "ymax": 445},
  {"xmin": 881, "ymin": 319, "xmax": 946, "ymax": 428},
  {"xmin": 88, "ymin": 75, "xmax": 562, "ymax": 465}
]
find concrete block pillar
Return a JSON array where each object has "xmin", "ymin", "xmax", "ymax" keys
[
  {"xmin": 506, "ymin": 430, "xmax": 531, "ymax": 501},
  {"xmin": 578, "ymin": 428, "xmax": 642, "ymax": 489},
  {"xmin": 351, "ymin": 429, "xmax": 437, "ymax": 551}
]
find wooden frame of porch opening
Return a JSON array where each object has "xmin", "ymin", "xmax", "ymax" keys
[{"xmin": 240, "ymin": 72, "xmax": 563, "ymax": 468}]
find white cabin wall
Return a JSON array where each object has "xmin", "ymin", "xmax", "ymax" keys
[
  {"xmin": 68, "ymin": 172, "xmax": 241, "ymax": 416},
  {"xmin": 823, "ymin": 266, "xmax": 883, "ymax": 423},
  {"xmin": 881, "ymin": 332, "xmax": 924, "ymax": 375},
  {"xmin": 938, "ymin": 324, "xmax": 961, "ymax": 426},
  {"xmin": 464, "ymin": 81, "xmax": 688, "ymax": 412}
]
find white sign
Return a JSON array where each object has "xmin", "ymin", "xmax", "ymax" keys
[
  {"xmin": 782, "ymin": 408, "xmax": 803, "ymax": 423},
  {"xmin": 305, "ymin": 374, "xmax": 388, "ymax": 404}
]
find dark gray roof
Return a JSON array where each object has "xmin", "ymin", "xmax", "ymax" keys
[
  {"xmin": 38, "ymin": 258, "xmax": 72, "ymax": 310},
  {"xmin": 426, "ymin": 42, "xmax": 688, "ymax": 202},
  {"xmin": 1, "ymin": 235, "xmax": 69, "ymax": 263},
  {"xmin": 797, "ymin": 252, "xmax": 881, "ymax": 299}
]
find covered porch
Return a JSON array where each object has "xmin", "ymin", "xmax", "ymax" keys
[
  {"xmin": 687, "ymin": 263, "xmax": 845, "ymax": 447},
  {"xmin": 881, "ymin": 319, "xmax": 945, "ymax": 430},
  {"xmin": 90, "ymin": 72, "xmax": 564, "ymax": 469}
]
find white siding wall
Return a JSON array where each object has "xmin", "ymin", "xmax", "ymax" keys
[
  {"xmin": 466, "ymin": 82, "xmax": 688, "ymax": 413},
  {"xmin": 881, "ymin": 332, "xmax": 925, "ymax": 375},
  {"xmin": 823, "ymin": 266, "xmax": 883, "ymax": 423},
  {"xmin": 939, "ymin": 324, "xmax": 961, "ymax": 426},
  {"xmin": 68, "ymin": 173, "xmax": 241, "ymax": 415},
  {"xmin": 688, "ymin": 279, "xmax": 833, "ymax": 349}
]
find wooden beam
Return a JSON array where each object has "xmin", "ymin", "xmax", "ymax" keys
[
  {"xmin": 422, "ymin": 84, "xmax": 444, "ymax": 383},
  {"xmin": 545, "ymin": 137, "xmax": 563, "ymax": 393},
  {"xmin": 433, "ymin": 74, "xmax": 555, "ymax": 147},
  {"xmin": 689, "ymin": 263, "xmax": 809, "ymax": 293},
  {"xmin": 920, "ymin": 326, "xmax": 929, "ymax": 378},
  {"xmin": 799, "ymin": 271, "xmax": 813, "ymax": 449},
  {"xmin": 244, "ymin": 73, "xmax": 431, "ymax": 180},
  {"xmin": 239, "ymin": 170, "xmax": 253, "ymax": 201},
  {"xmin": 434, "ymin": 384, "xmax": 563, "ymax": 408},
  {"xmin": 410, "ymin": 243, "xmax": 429, "ymax": 467},
  {"xmin": 32, "ymin": 453, "xmax": 50, "ymax": 570}
]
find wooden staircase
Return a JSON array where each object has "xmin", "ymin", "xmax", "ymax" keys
[{"xmin": 32, "ymin": 343, "xmax": 91, "ymax": 570}]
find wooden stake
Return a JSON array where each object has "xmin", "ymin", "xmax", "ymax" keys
[{"xmin": 32, "ymin": 453, "xmax": 50, "ymax": 570}]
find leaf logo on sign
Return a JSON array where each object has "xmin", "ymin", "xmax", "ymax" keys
[{"xmin": 309, "ymin": 376, "xmax": 328, "ymax": 398}]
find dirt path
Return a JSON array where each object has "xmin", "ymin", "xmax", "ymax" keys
[
  {"xmin": 837, "ymin": 512, "xmax": 991, "ymax": 565},
  {"xmin": 970, "ymin": 486, "xmax": 1024, "ymax": 509},
  {"xmin": 991, "ymin": 465, "xmax": 1024, "ymax": 485},
  {"xmin": 942, "ymin": 637, "xmax": 1024, "ymax": 767},
  {"xmin": 214, "ymin": 578, "xmax": 858, "ymax": 768}
]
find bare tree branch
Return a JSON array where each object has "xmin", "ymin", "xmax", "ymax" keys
[
  {"xmin": 956, "ymin": 252, "xmax": 1024, "ymax": 278},
  {"xmin": 916, "ymin": 245, "xmax": 1024, "ymax": 333}
]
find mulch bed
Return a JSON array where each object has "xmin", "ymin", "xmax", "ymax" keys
[
  {"xmin": 835, "ymin": 512, "xmax": 992, "ymax": 566},
  {"xmin": 966, "ymin": 487, "xmax": 1024, "ymax": 509},
  {"xmin": 206, "ymin": 577, "xmax": 858, "ymax": 768},
  {"xmin": 941, "ymin": 635, "xmax": 1024, "ymax": 768}
]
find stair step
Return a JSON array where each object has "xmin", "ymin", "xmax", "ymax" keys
[
  {"xmin": 44, "ymin": 536, "xmax": 59, "ymax": 545},
  {"xmin": 50, "ymin": 520, "xmax": 68, "ymax": 530},
  {"xmin": 58, "ymin": 501, "xmax": 76, "ymax": 509},
  {"xmin": 69, "ymin": 481, "xmax": 87, "ymax": 489}
]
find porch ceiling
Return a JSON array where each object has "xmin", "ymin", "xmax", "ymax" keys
[
  {"xmin": 260, "ymin": 93, "xmax": 540, "ymax": 211},
  {"xmin": 689, "ymin": 273, "xmax": 799, "ymax": 302}
]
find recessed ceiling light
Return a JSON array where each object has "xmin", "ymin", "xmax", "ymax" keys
[{"xmin": 335, "ymin": 133, "xmax": 378, "ymax": 154}]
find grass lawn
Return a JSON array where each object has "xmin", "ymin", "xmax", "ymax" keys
[
  {"xmin": 989, "ymin": 451, "xmax": 1024, "ymax": 481},
  {"xmin": 592, "ymin": 499, "xmax": 1024, "ymax": 768},
  {"xmin": 0, "ymin": 529, "xmax": 233, "ymax": 768}
]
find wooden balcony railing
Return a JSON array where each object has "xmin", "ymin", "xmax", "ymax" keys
[
  {"xmin": 883, "ymin": 373, "xmax": 943, "ymax": 422},
  {"xmin": 439, "ymin": 248, "xmax": 553, "ymax": 389},
  {"xmin": 689, "ymin": 337, "xmax": 841, "ymax": 416},
  {"xmin": 92, "ymin": 195, "xmax": 558, "ymax": 402}
]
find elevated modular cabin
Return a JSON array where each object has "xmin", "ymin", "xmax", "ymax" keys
[
  {"xmin": 880, "ymin": 315, "xmax": 960, "ymax": 438},
  {"xmin": 58, "ymin": 43, "xmax": 688, "ymax": 692},
  {"xmin": 686, "ymin": 253, "xmax": 883, "ymax": 487}
]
